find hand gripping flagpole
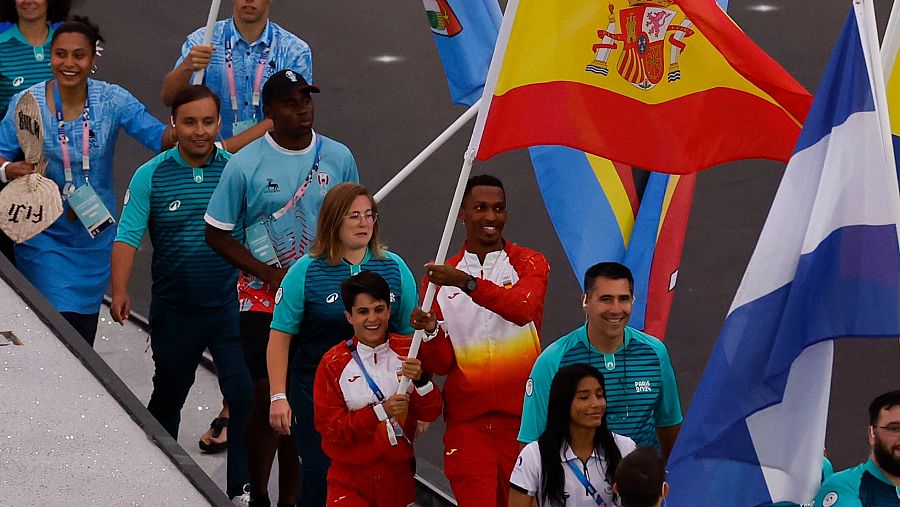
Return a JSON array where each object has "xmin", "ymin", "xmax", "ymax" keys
[
  {"xmin": 192, "ymin": 0, "xmax": 222, "ymax": 85},
  {"xmin": 373, "ymin": 99, "xmax": 480, "ymax": 203},
  {"xmin": 395, "ymin": 0, "xmax": 519, "ymax": 396},
  {"xmin": 395, "ymin": 146, "xmax": 477, "ymax": 395}
]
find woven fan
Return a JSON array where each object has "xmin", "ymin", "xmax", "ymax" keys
[
  {"xmin": 14, "ymin": 91, "xmax": 48, "ymax": 174},
  {"xmin": 0, "ymin": 92, "xmax": 63, "ymax": 242}
]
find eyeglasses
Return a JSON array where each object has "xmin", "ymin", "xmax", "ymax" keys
[
  {"xmin": 344, "ymin": 211, "xmax": 378, "ymax": 223},
  {"xmin": 876, "ymin": 424, "xmax": 900, "ymax": 436}
]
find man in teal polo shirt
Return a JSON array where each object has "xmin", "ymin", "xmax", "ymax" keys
[
  {"xmin": 518, "ymin": 262, "xmax": 683, "ymax": 459},
  {"xmin": 109, "ymin": 85, "xmax": 252, "ymax": 501},
  {"xmin": 814, "ymin": 391, "xmax": 900, "ymax": 507}
]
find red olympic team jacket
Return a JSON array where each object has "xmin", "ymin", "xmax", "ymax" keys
[
  {"xmin": 420, "ymin": 240, "xmax": 549, "ymax": 426},
  {"xmin": 314, "ymin": 333, "xmax": 443, "ymax": 466}
]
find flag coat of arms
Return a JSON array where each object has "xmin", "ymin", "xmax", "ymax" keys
[
  {"xmin": 423, "ymin": 0, "xmax": 502, "ymax": 106},
  {"xmin": 472, "ymin": 0, "xmax": 813, "ymax": 174},
  {"xmin": 424, "ymin": 0, "xmax": 462, "ymax": 37},
  {"xmin": 665, "ymin": 3, "xmax": 900, "ymax": 504}
]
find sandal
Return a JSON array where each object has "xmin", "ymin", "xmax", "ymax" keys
[{"xmin": 198, "ymin": 417, "xmax": 228, "ymax": 453}]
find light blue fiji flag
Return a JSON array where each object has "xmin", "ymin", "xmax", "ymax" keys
[
  {"xmin": 422, "ymin": 0, "xmax": 501, "ymax": 106},
  {"xmin": 666, "ymin": 4, "xmax": 900, "ymax": 506}
]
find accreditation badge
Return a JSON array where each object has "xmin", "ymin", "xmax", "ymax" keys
[
  {"xmin": 67, "ymin": 183, "xmax": 114, "ymax": 238},
  {"xmin": 246, "ymin": 221, "xmax": 280, "ymax": 267},
  {"xmin": 232, "ymin": 119, "xmax": 256, "ymax": 136}
]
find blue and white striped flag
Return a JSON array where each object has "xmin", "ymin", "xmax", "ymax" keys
[{"xmin": 666, "ymin": 3, "xmax": 900, "ymax": 505}]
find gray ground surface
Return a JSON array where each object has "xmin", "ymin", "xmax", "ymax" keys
[
  {"xmin": 0, "ymin": 281, "xmax": 212, "ymax": 506},
  {"xmin": 92, "ymin": 309, "xmax": 231, "ymax": 494},
  {"xmin": 5, "ymin": 0, "xmax": 899, "ymax": 502}
]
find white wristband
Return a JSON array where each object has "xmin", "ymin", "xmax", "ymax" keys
[
  {"xmin": 0, "ymin": 161, "xmax": 9, "ymax": 184},
  {"xmin": 270, "ymin": 393, "xmax": 287, "ymax": 402}
]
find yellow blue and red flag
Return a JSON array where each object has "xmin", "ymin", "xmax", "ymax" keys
[
  {"xmin": 473, "ymin": 0, "xmax": 813, "ymax": 174},
  {"xmin": 532, "ymin": 149, "xmax": 693, "ymax": 338}
]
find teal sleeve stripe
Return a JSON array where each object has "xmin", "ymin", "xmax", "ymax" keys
[
  {"xmin": 271, "ymin": 255, "xmax": 313, "ymax": 334},
  {"xmin": 389, "ymin": 251, "xmax": 417, "ymax": 335},
  {"xmin": 115, "ymin": 154, "xmax": 161, "ymax": 247}
]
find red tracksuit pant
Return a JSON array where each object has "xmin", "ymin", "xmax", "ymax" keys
[
  {"xmin": 327, "ymin": 461, "xmax": 415, "ymax": 507},
  {"xmin": 443, "ymin": 416, "xmax": 521, "ymax": 507}
]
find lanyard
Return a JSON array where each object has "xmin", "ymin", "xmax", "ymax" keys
[
  {"xmin": 223, "ymin": 21, "xmax": 273, "ymax": 124},
  {"xmin": 52, "ymin": 80, "xmax": 90, "ymax": 196},
  {"xmin": 346, "ymin": 339, "xmax": 406, "ymax": 446},
  {"xmin": 271, "ymin": 135, "xmax": 322, "ymax": 221},
  {"xmin": 347, "ymin": 339, "xmax": 387, "ymax": 402},
  {"xmin": 565, "ymin": 459, "xmax": 607, "ymax": 506}
]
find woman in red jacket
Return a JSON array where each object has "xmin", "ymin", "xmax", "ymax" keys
[{"xmin": 314, "ymin": 270, "xmax": 442, "ymax": 506}]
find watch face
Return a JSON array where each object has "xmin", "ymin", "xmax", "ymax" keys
[{"xmin": 465, "ymin": 277, "xmax": 477, "ymax": 293}]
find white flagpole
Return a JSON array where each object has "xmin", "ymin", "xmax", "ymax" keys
[
  {"xmin": 373, "ymin": 99, "xmax": 480, "ymax": 203},
  {"xmin": 192, "ymin": 0, "xmax": 222, "ymax": 85},
  {"xmin": 857, "ymin": 0, "xmax": 900, "ymax": 351},
  {"xmin": 856, "ymin": 0, "xmax": 896, "ymax": 181},
  {"xmin": 397, "ymin": 0, "xmax": 522, "ymax": 395},
  {"xmin": 881, "ymin": 0, "xmax": 900, "ymax": 74}
]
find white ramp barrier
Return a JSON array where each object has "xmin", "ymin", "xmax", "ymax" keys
[{"xmin": 0, "ymin": 255, "xmax": 230, "ymax": 506}]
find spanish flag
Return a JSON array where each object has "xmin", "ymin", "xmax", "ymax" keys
[{"xmin": 473, "ymin": 0, "xmax": 813, "ymax": 174}]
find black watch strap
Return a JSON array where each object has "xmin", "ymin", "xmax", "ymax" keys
[{"xmin": 413, "ymin": 370, "xmax": 431, "ymax": 388}]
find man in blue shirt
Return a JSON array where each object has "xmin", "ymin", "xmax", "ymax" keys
[
  {"xmin": 109, "ymin": 85, "xmax": 252, "ymax": 501},
  {"xmin": 161, "ymin": 0, "xmax": 312, "ymax": 151},
  {"xmin": 814, "ymin": 391, "xmax": 900, "ymax": 507},
  {"xmin": 205, "ymin": 69, "xmax": 358, "ymax": 507}
]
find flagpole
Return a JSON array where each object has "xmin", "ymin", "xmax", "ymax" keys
[
  {"xmin": 856, "ymin": 0, "xmax": 897, "ymax": 184},
  {"xmin": 192, "ymin": 0, "xmax": 222, "ymax": 85},
  {"xmin": 373, "ymin": 99, "xmax": 480, "ymax": 203},
  {"xmin": 882, "ymin": 0, "xmax": 900, "ymax": 73},
  {"xmin": 858, "ymin": 0, "xmax": 900, "ymax": 352},
  {"xmin": 394, "ymin": 148, "xmax": 476, "ymax": 395},
  {"xmin": 396, "ymin": 0, "xmax": 522, "ymax": 395}
]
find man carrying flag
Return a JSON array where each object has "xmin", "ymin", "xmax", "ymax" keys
[
  {"xmin": 412, "ymin": 174, "xmax": 550, "ymax": 507},
  {"xmin": 420, "ymin": 0, "xmax": 708, "ymax": 341},
  {"xmin": 665, "ymin": 1, "xmax": 900, "ymax": 504}
]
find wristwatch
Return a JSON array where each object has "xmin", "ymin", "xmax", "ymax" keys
[
  {"xmin": 462, "ymin": 276, "xmax": 478, "ymax": 294},
  {"xmin": 413, "ymin": 370, "xmax": 432, "ymax": 388}
]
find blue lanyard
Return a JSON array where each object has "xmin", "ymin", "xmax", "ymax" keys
[
  {"xmin": 223, "ymin": 20, "xmax": 273, "ymax": 124},
  {"xmin": 346, "ymin": 339, "xmax": 386, "ymax": 402},
  {"xmin": 345, "ymin": 339, "xmax": 406, "ymax": 441},
  {"xmin": 565, "ymin": 459, "xmax": 607, "ymax": 506},
  {"xmin": 52, "ymin": 80, "xmax": 91, "ymax": 196}
]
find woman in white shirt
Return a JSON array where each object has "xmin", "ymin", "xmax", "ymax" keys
[{"xmin": 510, "ymin": 364, "xmax": 636, "ymax": 507}]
